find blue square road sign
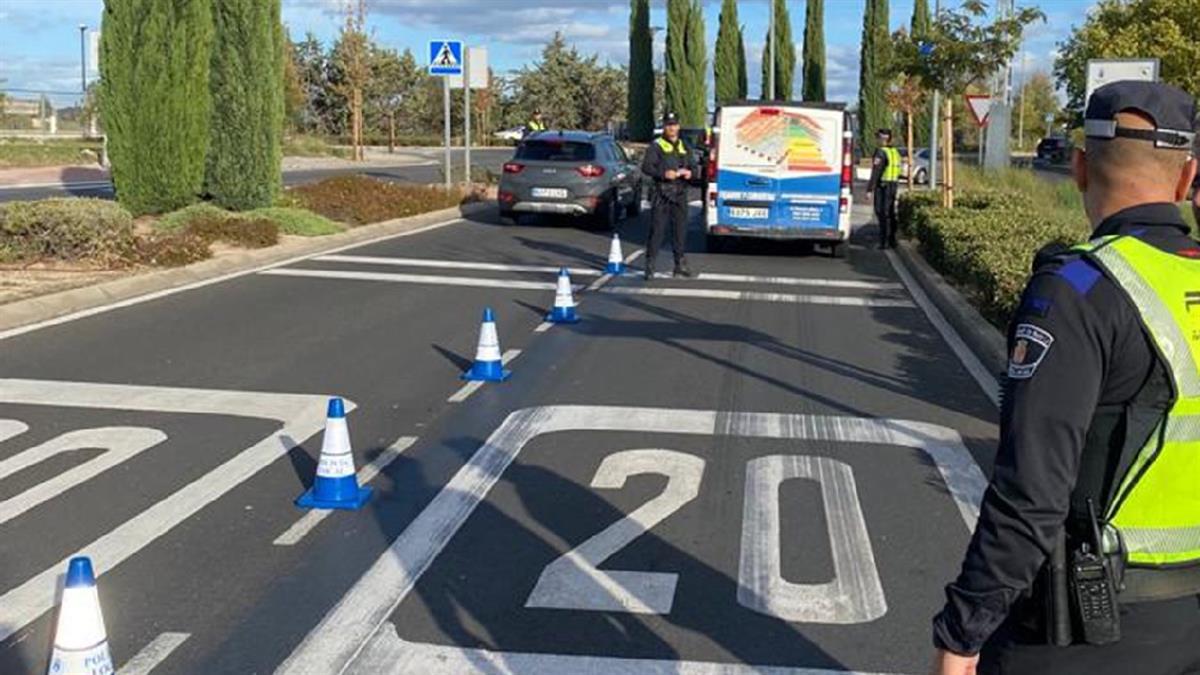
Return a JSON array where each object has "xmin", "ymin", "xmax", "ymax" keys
[{"xmin": 428, "ymin": 40, "xmax": 464, "ymax": 76}]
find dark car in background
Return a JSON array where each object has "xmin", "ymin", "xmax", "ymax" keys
[
  {"xmin": 1036, "ymin": 136, "xmax": 1072, "ymax": 164},
  {"xmin": 498, "ymin": 131, "xmax": 643, "ymax": 227}
]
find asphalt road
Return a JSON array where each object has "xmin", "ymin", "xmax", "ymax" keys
[
  {"xmin": 0, "ymin": 199, "xmax": 999, "ymax": 674},
  {"xmin": 0, "ymin": 147, "xmax": 515, "ymax": 202}
]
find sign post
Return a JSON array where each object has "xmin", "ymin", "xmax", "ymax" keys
[
  {"xmin": 464, "ymin": 49, "xmax": 471, "ymax": 189},
  {"xmin": 429, "ymin": 39, "xmax": 464, "ymax": 192}
]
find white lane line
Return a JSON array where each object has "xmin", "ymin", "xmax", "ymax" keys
[
  {"xmin": 274, "ymin": 437, "xmax": 417, "ymax": 546},
  {"xmin": 259, "ymin": 268, "xmax": 584, "ymax": 292},
  {"xmin": 0, "ymin": 217, "xmax": 466, "ymax": 342},
  {"xmin": 277, "ymin": 406, "xmax": 985, "ymax": 675},
  {"xmin": 533, "ymin": 321, "xmax": 554, "ymax": 333},
  {"xmin": 697, "ymin": 272, "xmax": 903, "ymax": 290},
  {"xmin": 885, "ymin": 250, "xmax": 1000, "ymax": 406},
  {"xmin": 0, "ymin": 180, "xmax": 113, "ymax": 191},
  {"xmin": 584, "ymin": 248, "xmax": 645, "ymax": 293},
  {"xmin": 599, "ymin": 285, "xmax": 915, "ymax": 308},
  {"xmin": 0, "ymin": 419, "xmax": 29, "ymax": 444},
  {"xmin": 312, "ymin": 255, "xmax": 605, "ymax": 277},
  {"xmin": 446, "ymin": 349, "xmax": 521, "ymax": 403},
  {"xmin": 0, "ymin": 380, "xmax": 334, "ymax": 644},
  {"xmin": 117, "ymin": 632, "xmax": 191, "ymax": 675}
]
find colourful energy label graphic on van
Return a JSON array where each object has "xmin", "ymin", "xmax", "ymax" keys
[{"xmin": 734, "ymin": 109, "xmax": 834, "ymax": 173}]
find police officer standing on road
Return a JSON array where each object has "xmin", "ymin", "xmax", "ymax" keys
[
  {"xmin": 525, "ymin": 109, "xmax": 547, "ymax": 137},
  {"xmin": 641, "ymin": 111, "xmax": 697, "ymax": 280},
  {"xmin": 931, "ymin": 81, "xmax": 1200, "ymax": 675},
  {"xmin": 866, "ymin": 128, "xmax": 901, "ymax": 250}
]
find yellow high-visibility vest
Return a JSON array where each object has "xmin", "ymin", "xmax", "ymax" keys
[
  {"xmin": 528, "ymin": 120, "xmax": 546, "ymax": 132},
  {"xmin": 881, "ymin": 147, "xmax": 902, "ymax": 183},
  {"xmin": 655, "ymin": 137, "xmax": 687, "ymax": 155}
]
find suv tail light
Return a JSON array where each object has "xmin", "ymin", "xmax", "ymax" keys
[
  {"xmin": 707, "ymin": 146, "xmax": 718, "ymax": 182},
  {"xmin": 839, "ymin": 130, "xmax": 853, "ymax": 214},
  {"xmin": 576, "ymin": 164, "xmax": 605, "ymax": 178},
  {"xmin": 503, "ymin": 162, "xmax": 525, "ymax": 174}
]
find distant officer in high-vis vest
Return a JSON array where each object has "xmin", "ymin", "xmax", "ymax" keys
[
  {"xmin": 641, "ymin": 111, "xmax": 698, "ymax": 279},
  {"xmin": 866, "ymin": 128, "xmax": 902, "ymax": 250},
  {"xmin": 525, "ymin": 109, "xmax": 547, "ymax": 137},
  {"xmin": 931, "ymin": 81, "xmax": 1200, "ymax": 675}
]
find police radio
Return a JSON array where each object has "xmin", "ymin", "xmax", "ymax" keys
[{"xmin": 1070, "ymin": 499, "xmax": 1121, "ymax": 645}]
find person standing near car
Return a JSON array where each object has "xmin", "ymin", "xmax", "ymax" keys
[
  {"xmin": 525, "ymin": 109, "xmax": 547, "ymax": 137},
  {"xmin": 866, "ymin": 128, "xmax": 901, "ymax": 250},
  {"xmin": 641, "ymin": 112, "xmax": 697, "ymax": 280}
]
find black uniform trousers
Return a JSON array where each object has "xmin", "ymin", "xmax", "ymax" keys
[
  {"xmin": 979, "ymin": 594, "xmax": 1200, "ymax": 674},
  {"xmin": 648, "ymin": 195, "xmax": 688, "ymax": 267},
  {"xmin": 873, "ymin": 181, "xmax": 898, "ymax": 248}
]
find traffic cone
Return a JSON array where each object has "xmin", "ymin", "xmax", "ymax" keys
[
  {"xmin": 605, "ymin": 234, "xmax": 625, "ymax": 274},
  {"xmin": 295, "ymin": 398, "xmax": 372, "ymax": 510},
  {"xmin": 546, "ymin": 268, "xmax": 580, "ymax": 324},
  {"xmin": 48, "ymin": 557, "xmax": 113, "ymax": 675},
  {"xmin": 462, "ymin": 307, "xmax": 511, "ymax": 381}
]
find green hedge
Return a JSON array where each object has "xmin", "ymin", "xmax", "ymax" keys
[
  {"xmin": 0, "ymin": 198, "xmax": 137, "ymax": 266},
  {"xmin": 898, "ymin": 186, "xmax": 1088, "ymax": 326}
]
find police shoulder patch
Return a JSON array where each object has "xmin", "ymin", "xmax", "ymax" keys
[{"xmin": 1009, "ymin": 323, "xmax": 1055, "ymax": 380}]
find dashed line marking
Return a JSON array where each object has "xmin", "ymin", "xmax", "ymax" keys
[
  {"xmin": 274, "ymin": 436, "xmax": 417, "ymax": 546},
  {"xmin": 446, "ymin": 349, "xmax": 521, "ymax": 403},
  {"xmin": 117, "ymin": 632, "xmax": 190, "ymax": 675},
  {"xmin": 599, "ymin": 286, "xmax": 915, "ymax": 308}
]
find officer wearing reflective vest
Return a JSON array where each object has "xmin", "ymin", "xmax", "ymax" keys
[
  {"xmin": 931, "ymin": 81, "xmax": 1200, "ymax": 675},
  {"xmin": 866, "ymin": 128, "xmax": 902, "ymax": 249},
  {"xmin": 640, "ymin": 111, "xmax": 698, "ymax": 279},
  {"xmin": 525, "ymin": 109, "xmax": 547, "ymax": 137}
]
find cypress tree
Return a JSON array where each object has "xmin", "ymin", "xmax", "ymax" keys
[
  {"xmin": 99, "ymin": 0, "xmax": 213, "ymax": 216},
  {"xmin": 665, "ymin": 0, "xmax": 707, "ymax": 127},
  {"xmin": 714, "ymin": 0, "xmax": 742, "ymax": 107},
  {"xmin": 802, "ymin": 0, "xmax": 825, "ymax": 102},
  {"xmin": 628, "ymin": 0, "xmax": 654, "ymax": 141},
  {"xmin": 859, "ymin": 0, "xmax": 890, "ymax": 156},
  {"xmin": 737, "ymin": 25, "xmax": 748, "ymax": 99},
  {"xmin": 760, "ymin": 0, "xmax": 795, "ymax": 101},
  {"xmin": 911, "ymin": 0, "xmax": 930, "ymax": 38},
  {"xmin": 205, "ymin": 0, "xmax": 285, "ymax": 210}
]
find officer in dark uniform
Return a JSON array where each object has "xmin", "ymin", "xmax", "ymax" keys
[
  {"xmin": 931, "ymin": 81, "xmax": 1200, "ymax": 675},
  {"xmin": 866, "ymin": 128, "xmax": 902, "ymax": 249},
  {"xmin": 641, "ymin": 111, "xmax": 698, "ymax": 279},
  {"xmin": 525, "ymin": 109, "xmax": 547, "ymax": 137}
]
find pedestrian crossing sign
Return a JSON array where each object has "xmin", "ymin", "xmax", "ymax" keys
[{"xmin": 428, "ymin": 40, "xmax": 464, "ymax": 76}]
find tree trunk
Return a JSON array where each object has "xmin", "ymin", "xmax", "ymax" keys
[
  {"xmin": 388, "ymin": 111, "xmax": 395, "ymax": 154},
  {"xmin": 906, "ymin": 110, "xmax": 914, "ymax": 190}
]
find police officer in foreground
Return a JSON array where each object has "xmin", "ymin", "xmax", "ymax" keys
[
  {"xmin": 525, "ymin": 109, "xmax": 547, "ymax": 137},
  {"xmin": 641, "ymin": 111, "xmax": 697, "ymax": 279},
  {"xmin": 866, "ymin": 128, "xmax": 902, "ymax": 250},
  {"xmin": 931, "ymin": 80, "xmax": 1200, "ymax": 675}
]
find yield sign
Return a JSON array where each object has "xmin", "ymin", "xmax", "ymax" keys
[{"xmin": 965, "ymin": 94, "xmax": 992, "ymax": 127}]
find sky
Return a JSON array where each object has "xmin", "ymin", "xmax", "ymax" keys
[{"xmin": 0, "ymin": 0, "xmax": 1098, "ymax": 108}]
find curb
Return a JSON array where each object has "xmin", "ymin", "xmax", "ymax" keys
[
  {"xmin": 0, "ymin": 201, "xmax": 491, "ymax": 336},
  {"xmin": 892, "ymin": 239, "xmax": 1008, "ymax": 378}
]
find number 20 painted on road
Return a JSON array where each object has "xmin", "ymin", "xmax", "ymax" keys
[{"xmin": 524, "ymin": 448, "xmax": 886, "ymax": 625}]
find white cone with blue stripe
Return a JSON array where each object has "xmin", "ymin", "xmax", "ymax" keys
[
  {"xmin": 295, "ymin": 397, "xmax": 372, "ymax": 510},
  {"xmin": 462, "ymin": 307, "xmax": 511, "ymax": 381},
  {"xmin": 546, "ymin": 268, "xmax": 580, "ymax": 323},
  {"xmin": 605, "ymin": 234, "xmax": 625, "ymax": 274},
  {"xmin": 48, "ymin": 557, "xmax": 112, "ymax": 675}
]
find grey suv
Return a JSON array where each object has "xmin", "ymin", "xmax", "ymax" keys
[{"xmin": 498, "ymin": 131, "xmax": 643, "ymax": 227}]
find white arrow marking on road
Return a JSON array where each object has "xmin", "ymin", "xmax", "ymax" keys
[
  {"xmin": 274, "ymin": 436, "xmax": 418, "ymax": 546},
  {"xmin": 117, "ymin": 632, "xmax": 191, "ymax": 675},
  {"xmin": 312, "ymin": 255, "xmax": 606, "ymax": 277},
  {"xmin": 0, "ymin": 418, "xmax": 29, "ymax": 443},
  {"xmin": 277, "ymin": 405, "xmax": 986, "ymax": 675},
  {"xmin": 600, "ymin": 286, "xmax": 915, "ymax": 308}
]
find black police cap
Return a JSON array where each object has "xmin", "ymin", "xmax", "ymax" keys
[
  {"xmin": 662, "ymin": 112, "xmax": 680, "ymax": 126},
  {"xmin": 876, "ymin": 128, "xmax": 893, "ymax": 137},
  {"xmin": 1085, "ymin": 80, "xmax": 1197, "ymax": 150}
]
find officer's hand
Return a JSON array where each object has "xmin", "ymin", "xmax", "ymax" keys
[
  {"xmin": 864, "ymin": 191, "xmax": 873, "ymax": 203},
  {"xmin": 679, "ymin": 168, "xmax": 692, "ymax": 179},
  {"xmin": 664, "ymin": 169, "xmax": 678, "ymax": 181},
  {"xmin": 929, "ymin": 649, "xmax": 978, "ymax": 675}
]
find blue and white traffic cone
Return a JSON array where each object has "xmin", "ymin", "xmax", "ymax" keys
[
  {"xmin": 48, "ymin": 557, "xmax": 113, "ymax": 675},
  {"xmin": 295, "ymin": 398, "xmax": 372, "ymax": 510},
  {"xmin": 546, "ymin": 268, "xmax": 580, "ymax": 324},
  {"xmin": 605, "ymin": 234, "xmax": 625, "ymax": 274},
  {"xmin": 461, "ymin": 307, "xmax": 511, "ymax": 381}
]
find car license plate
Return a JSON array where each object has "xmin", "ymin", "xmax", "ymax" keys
[
  {"xmin": 532, "ymin": 187, "xmax": 568, "ymax": 199},
  {"xmin": 729, "ymin": 206, "xmax": 769, "ymax": 219}
]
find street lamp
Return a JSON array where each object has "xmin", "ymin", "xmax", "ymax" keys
[{"xmin": 79, "ymin": 24, "xmax": 87, "ymax": 95}]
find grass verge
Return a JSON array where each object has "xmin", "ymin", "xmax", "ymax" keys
[{"xmin": 0, "ymin": 138, "xmax": 104, "ymax": 169}]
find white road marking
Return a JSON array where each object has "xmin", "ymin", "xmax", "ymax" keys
[
  {"xmin": 739, "ymin": 455, "xmax": 886, "ymax": 624},
  {"xmin": 696, "ymin": 273, "xmax": 903, "ymax": 291},
  {"xmin": 0, "ymin": 380, "xmax": 335, "ymax": 644},
  {"xmin": 600, "ymin": 286, "xmax": 916, "ymax": 308},
  {"xmin": 525, "ymin": 449, "xmax": 705, "ymax": 614},
  {"xmin": 259, "ymin": 268, "xmax": 579, "ymax": 291},
  {"xmin": 277, "ymin": 405, "xmax": 985, "ymax": 675},
  {"xmin": 885, "ymin": 251, "xmax": 1000, "ymax": 406},
  {"xmin": 0, "ymin": 217, "xmax": 466, "ymax": 343},
  {"xmin": 532, "ymin": 321, "xmax": 554, "ymax": 333},
  {"xmin": 312, "ymin": 255, "xmax": 605, "ymax": 277},
  {"xmin": 0, "ymin": 419, "xmax": 29, "ymax": 444},
  {"xmin": 0, "ymin": 427, "xmax": 167, "ymax": 526},
  {"xmin": 117, "ymin": 632, "xmax": 190, "ymax": 675},
  {"xmin": 273, "ymin": 436, "xmax": 417, "ymax": 546},
  {"xmin": 446, "ymin": 349, "xmax": 521, "ymax": 403}
]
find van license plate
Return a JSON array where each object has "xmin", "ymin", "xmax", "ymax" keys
[
  {"xmin": 532, "ymin": 187, "xmax": 568, "ymax": 199},
  {"xmin": 729, "ymin": 207, "xmax": 769, "ymax": 219}
]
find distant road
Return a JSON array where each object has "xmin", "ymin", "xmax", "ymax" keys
[{"xmin": 0, "ymin": 147, "xmax": 514, "ymax": 202}]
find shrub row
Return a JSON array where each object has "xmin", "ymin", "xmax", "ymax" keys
[
  {"xmin": 0, "ymin": 199, "xmax": 138, "ymax": 266},
  {"xmin": 898, "ymin": 186, "xmax": 1088, "ymax": 326},
  {"xmin": 288, "ymin": 176, "xmax": 465, "ymax": 226}
]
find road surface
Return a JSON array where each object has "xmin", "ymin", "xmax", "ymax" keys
[{"xmin": 0, "ymin": 200, "xmax": 998, "ymax": 674}]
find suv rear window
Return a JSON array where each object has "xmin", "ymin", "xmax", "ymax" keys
[{"xmin": 516, "ymin": 140, "xmax": 596, "ymax": 162}]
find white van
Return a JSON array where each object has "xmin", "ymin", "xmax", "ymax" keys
[{"xmin": 706, "ymin": 102, "xmax": 854, "ymax": 256}]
